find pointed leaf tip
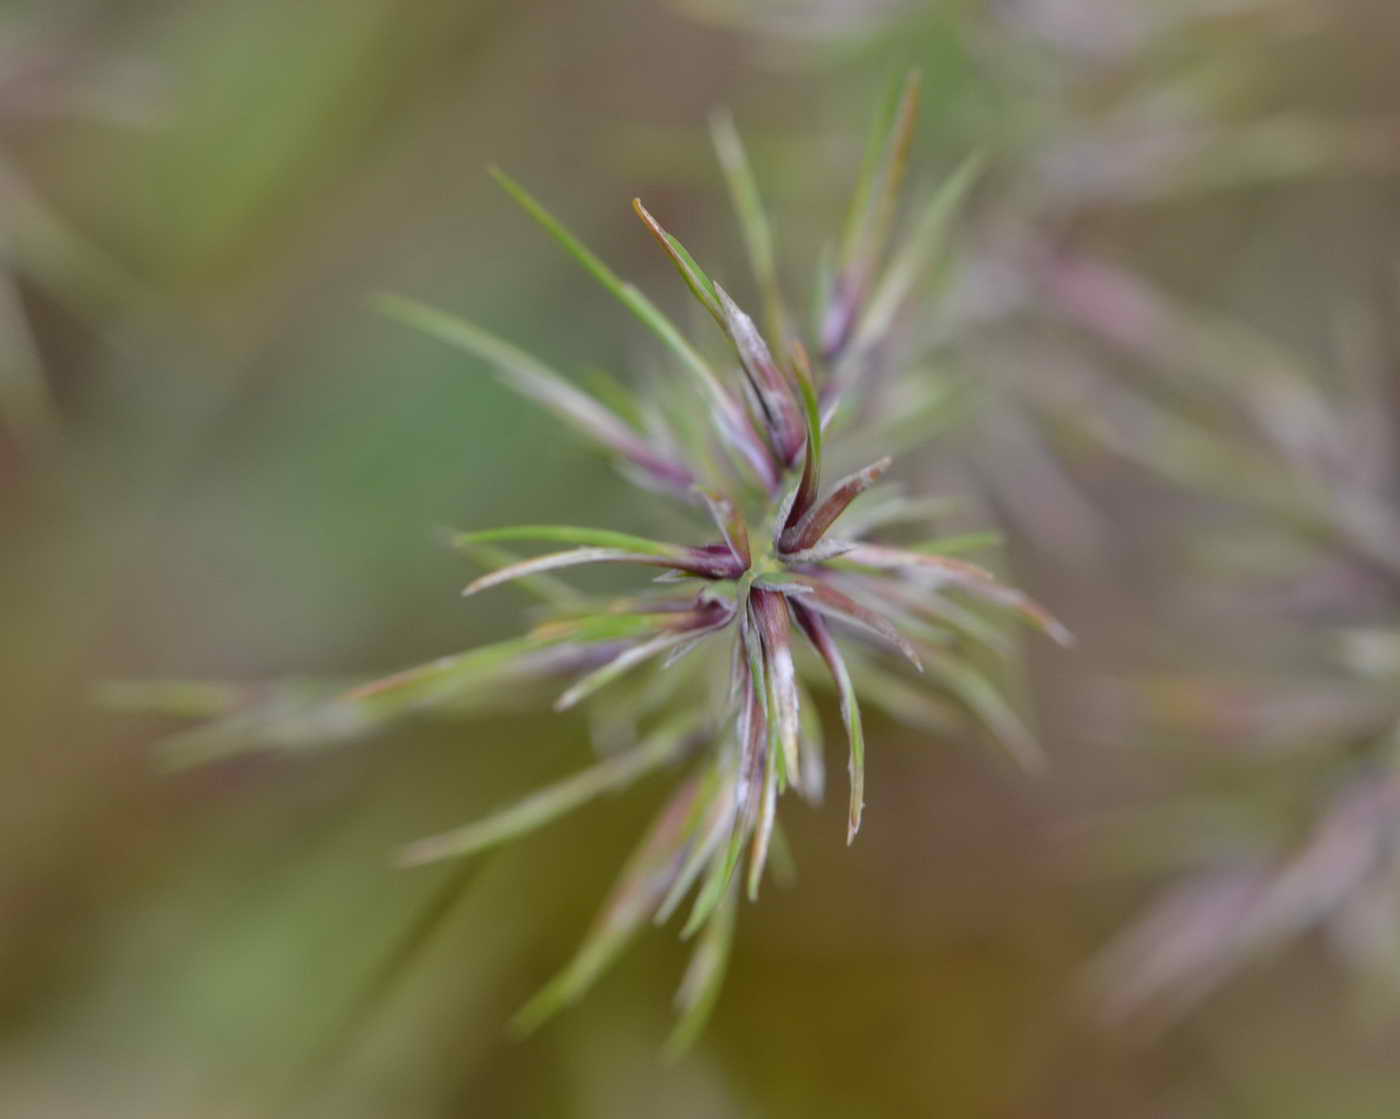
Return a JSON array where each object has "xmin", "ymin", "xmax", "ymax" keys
[
  {"xmin": 782, "ymin": 456, "xmax": 894, "ymax": 554},
  {"xmin": 374, "ymin": 294, "xmax": 697, "ymax": 492},
  {"xmin": 459, "ymin": 546, "xmax": 702, "ymax": 597},
  {"xmin": 709, "ymin": 108, "xmax": 790, "ymax": 363},
  {"xmin": 489, "ymin": 169, "xmax": 753, "ymax": 456},
  {"xmin": 633, "ymin": 197, "xmax": 723, "ymax": 324},
  {"xmin": 825, "ymin": 69, "xmax": 924, "ymax": 361},
  {"xmin": 793, "ymin": 602, "xmax": 866, "ymax": 850}
]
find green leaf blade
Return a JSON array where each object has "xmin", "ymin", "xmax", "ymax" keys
[
  {"xmin": 511, "ymin": 779, "xmax": 700, "ymax": 1034},
  {"xmin": 374, "ymin": 293, "xmax": 696, "ymax": 491},
  {"xmin": 793, "ymin": 602, "xmax": 867, "ymax": 843},
  {"xmin": 452, "ymin": 524, "xmax": 686, "ymax": 558},
  {"xmin": 398, "ymin": 716, "xmax": 696, "ymax": 866}
]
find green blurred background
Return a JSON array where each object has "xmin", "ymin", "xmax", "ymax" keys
[{"xmin": 5, "ymin": 0, "xmax": 1400, "ymax": 1114}]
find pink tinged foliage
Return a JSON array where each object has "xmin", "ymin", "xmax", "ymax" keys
[
  {"xmin": 109, "ymin": 69, "xmax": 1066, "ymax": 1048},
  {"xmin": 780, "ymin": 456, "xmax": 893, "ymax": 553}
]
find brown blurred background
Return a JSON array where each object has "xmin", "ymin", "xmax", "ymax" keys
[{"xmin": 5, "ymin": 0, "xmax": 1400, "ymax": 1115}]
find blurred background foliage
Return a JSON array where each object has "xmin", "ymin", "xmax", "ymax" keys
[{"xmin": 5, "ymin": 0, "xmax": 1400, "ymax": 1115}]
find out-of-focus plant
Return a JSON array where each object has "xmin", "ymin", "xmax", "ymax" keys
[
  {"xmin": 651, "ymin": 2, "xmax": 1400, "ymax": 1059},
  {"xmin": 916, "ymin": 0, "xmax": 1400, "ymax": 1032},
  {"xmin": 1007, "ymin": 260, "xmax": 1400, "ymax": 1030},
  {"xmin": 983, "ymin": 0, "xmax": 1400, "ymax": 208},
  {"xmin": 673, "ymin": 0, "xmax": 920, "ymax": 45},
  {"xmin": 0, "ymin": 11, "xmax": 155, "ymax": 457},
  {"xmin": 723, "ymin": 0, "xmax": 1400, "ymax": 1044},
  {"xmin": 106, "ymin": 72, "xmax": 1068, "ymax": 1050}
]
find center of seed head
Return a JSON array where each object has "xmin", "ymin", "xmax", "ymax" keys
[{"xmin": 726, "ymin": 519, "xmax": 786, "ymax": 604}]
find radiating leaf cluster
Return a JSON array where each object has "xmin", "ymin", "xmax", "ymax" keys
[{"xmin": 108, "ymin": 71, "xmax": 1068, "ymax": 1050}]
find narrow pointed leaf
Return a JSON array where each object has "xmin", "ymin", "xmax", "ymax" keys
[
  {"xmin": 374, "ymin": 294, "xmax": 694, "ymax": 491},
  {"xmin": 656, "ymin": 781, "xmax": 737, "ymax": 924},
  {"xmin": 925, "ymin": 648, "xmax": 1045, "ymax": 771},
  {"xmin": 715, "ymin": 282, "xmax": 806, "ymax": 464},
  {"xmin": 455, "ymin": 541, "xmax": 590, "ymax": 609},
  {"xmin": 681, "ymin": 816, "xmax": 746, "ymax": 940},
  {"xmin": 784, "ymin": 341, "xmax": 824, "ymax": 531},
  {"xmin": 961, "ymin": 583, "xmax": 1076, "ymax": 648},
  {"xmin": 489, "ymin": 167, "xmax": 768, "ymax": 478},
  {"xmin": 340, "ymin": 635, "xmax": 636, "ymax": 716},
  {"xmin": 792, "ymin": 575, "xmax": 923, "ymax": 671},
  {"xmin": 739, "ymin": 603, "xmax": 770, "ymax": 732},
  {"xmin": 753, "ymin": 589, "xmax": 801, "ymax": 787},
  {"xmin": 782, "ymin": 456, "xmax": 893, "ymax": 552},
  {"xmin": 96, "ymin": 680, "xmax": 249, "ymax": 719},
  {"xmin": 462, "ymin": 548, "xmax": 700, "ymax": 597},
  {"xmin": 812, "ymin": 240, "xmax": 836, "ymax": 346},
  {"xmin": 453, "ymin": 524, "xmax": 687, "ymax": 557},
  {"xmin": 398, "ymin": 715, "xmax": 698, "ymax": 866},
  {"xmin": 847, "ymin": 152, "xmax": 984, "ymax": 356},
  {"xmin": 919, "ymin": 593, "xmax": 1013, "ymax": 657},
  {"xmin": 766, "ymin": 820, "xmax": 798, "ymax": 888},
  {"xmin": 342, "ymin": 635, "xmax": 554, "ymax": 706},
  {"xmin": 632, "ymin": 198, "xmax": 723, "ymax": 324},
  {"xmin": 910, "ymin": 531, "xmax": 1003, "ymax": 556},
  {"xmin": 749, "ymin": 576, "xmax": 816, "ymax": 596},
  {"xmin": 511, "ymin": 779, "xmax": 699, "ymax": 1034},
  {"xmin": 528, "ymin": 610, "xmax": 685, "ymax": 644},
  {"xmin": 796, "ymin": 679, "xmax": 826, "ymax": 804},
  {"xmin": 583, "ymin": 365, "xmax": 646, "ymax": 427},
  {"xmin": 843, "ymin": 541, "xmax": 996, "ymax": 577},
  {"xmin": 746, "ymin": 737, "xmax": 779, "ymax": 900},
  {"xmin": 683, "ymin": 676, "xmax": 762, "ymax": 938},
  {"xmin": 842, "ymin": 653, "xmax": 962, "ymax": 733},
  {"xmin": 709, "ymin": 109, "xmax": 788, "ymax": 353},
  {"xmin": 664, "ymin": 880, "xmax": 738, "ymax": 1059},
  {"xmin": 696, "ymin": 487, "xmax": 751, "ymax": 568},
  {"xmin": 659, "ymin": 633, "xmax": 711, "ymax": 670},
  {"xmin": 793, "ymin": 602, "xmax": 867, "ymax": 843},
  {"xmin": 862, "ymin": 578, "xmax": 1013, "ymax": 657},
  {"xmin": 489, "ymin": 165, "xmax": 630, "ymax": 304},
  {"xmin": 838, "ymin": 70, "xmax": 918, "ymax": 269},
  {"xmin": 771, "ymin": 480, "xmax": 802, "ymax": 550},
  {"xmin": 836, "ymin": 493, "xmax": 961, "ymax": 538},
  {"xmin": 779, "ymin": 538, "xmax": 858, "ymax": 565},
  {"xmin": 843, "ymin": 543, "xmax": 1074, "ymax": 646},
  {"xmin": 142, "ymin": 633, "xmax": 622, "ymax": 769},
  {"xmin": 555, "ymin": 627, "xmax": 722, "ymax": 711},
  {"xmin": 824, "ymin": 69, "xmax": 922, "ymax": 358}
]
